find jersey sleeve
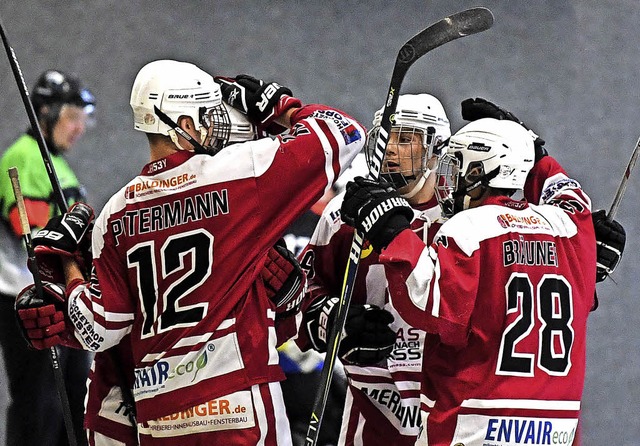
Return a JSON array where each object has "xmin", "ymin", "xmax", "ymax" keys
[
  {"xmin": 525, "ymin": 155, "xmax": 594, "ymax": 243},
  {"xmin": 524, "ymin": 155, "xmax": 591, "ymax": 210},
  {"xmin": 253, "ymin": 105, "xmax": 366, "ymax": 241},
  {"xmin": 381, "ymin": 228, "xmax": 479, "ymax": 349},
  {"xmin": 65, "ymin": 199, "xmax": 135, "ymax": 352}
]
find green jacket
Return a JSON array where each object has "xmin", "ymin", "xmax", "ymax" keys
[
  {"xmin": 0, "ymin": 133, "xmax": 84, "ymax": 221},
  {"xmin": 0, "ymin": 133, "xmax": 85, "ymax": 296}
]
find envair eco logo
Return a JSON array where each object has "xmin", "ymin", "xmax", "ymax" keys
[
  {"xmin": 482, "ymin": 416, "xmax": 577, "ymax": 445},
  {"xmin": 133, "ymin": 343, "xmax": 215, "ymax": 397}
]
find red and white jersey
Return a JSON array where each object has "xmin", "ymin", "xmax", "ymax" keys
[
  {"xmin": 381, "ymin": 156, "xmax": 596, "ymax": 446},
  {"xmin": 297, "ymin": 191, "xmax": 442, "ymax": 445},
  {"xmin": 65, "ymin": 104, "xmax": 365, "ymax": 423}
]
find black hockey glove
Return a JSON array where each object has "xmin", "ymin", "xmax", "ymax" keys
[
  {"xmin": 340, "ymin": 176, "xmax": 413, "ymax": 252},
  {"xmin": 592, "ymin": 209, "xmax": 626, "ymax": 282},
  {"xmin": 461, "ymin": 97, "xmax": 548, "ymax": 162},
  {"xmin": 303, "ymin": 295, "xmax": 396, "ymax": 366},
  {"xmin": 31, "ymin": 202, "xmax": 94, "ymax": 283},
  {"xmin": 15, "ymin": 282, "xmax": 67, "ymax": 350},
  {"xmin": 261, "ymin": 239, "xmax": 306, "ymax": 319},
  {"xmin": 214, "ymin": 74, "xmax": 302, "ymax": 134}
]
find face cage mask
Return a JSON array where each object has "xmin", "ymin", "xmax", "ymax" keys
[
  {"xmin": 199, "ymin": 105, "xmax": 231, "ymax": 155},
  {"xmin": 434, "ymin": 153, "xmax": 459, "ymax": 219},
  {"xmin": 366, "ymin": 125, "xmax": 441, "ymax": 189},
  {"xmin": 436, "ymin": 154, "xmax": 498, "ymax": 218},
  {"xmin": 154, "ymin": 104, "xmax": 231, "ymax": 156}
]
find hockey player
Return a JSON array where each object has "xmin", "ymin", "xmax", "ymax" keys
[
  {"xmin": 15, "ymin": 60, "xmax": 365, "ymax": 445},
  {"xmin": 340, "ymin": 117, "xmax": 599, "ymax": 446},
  {"xmin": 297, "ymin": 94, "xmax": 452, "ymax": 445},
  {"xmin": 0, "ymin": 69, "xmax": 95, "ymax": 446},
  {"xmin": 82, "ymin": 101, "xmax": 277, "ymax": 446},
  {"xmin": 460, "ymin": 97, "xmax": 626, "ymax": 291}
]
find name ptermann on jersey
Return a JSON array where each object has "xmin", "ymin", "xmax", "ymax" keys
[{"xmin": 111, "ymin": 189, "xmax": 229, "ymax": 246}]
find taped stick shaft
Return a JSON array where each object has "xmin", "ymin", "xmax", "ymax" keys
[{"xmin": 8, "ymin": 167, "xmax": 79, "ymax": 446}]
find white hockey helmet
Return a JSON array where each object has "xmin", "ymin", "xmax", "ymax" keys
[
  {"xmin": 435, "ymin": 117, "xmax": 535, "ymax": 217},
  {"xmin": 365, "ymin": 94, "xmax": 451, "ymax": 194},
  {"xmin": 129, "ymin": 59, "xmax": 231, "ymax": 154}
]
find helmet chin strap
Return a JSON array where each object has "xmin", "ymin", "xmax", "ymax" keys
[
  {"xmin": 400, "ymin": 167, "xmax": 434, "ymax": 199},
  {"xmin": 453, "ymin": 168, "xmax": 500, "ymax": 213}
]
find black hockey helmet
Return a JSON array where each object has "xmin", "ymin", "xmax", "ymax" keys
[{"xmin": 31, "ymin": 69, "xmax": 96, "ymax": 118}]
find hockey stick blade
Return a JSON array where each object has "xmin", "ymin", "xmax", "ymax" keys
[
  {"xmin": 304, "ymin": 8, "xmax": 494, "ymax": 446},
  {"xmin": 608, "ymin": 136, "xmax": 640, "ymax": 220},
  {"xmin": 369, "ymin": 7, "xmax": 494, "ymax": 178}
]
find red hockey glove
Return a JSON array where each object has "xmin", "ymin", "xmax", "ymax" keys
[
  {"xmin": 303, "ymin": 295, "xmax": 396, "ymax": 366},
  {"xmin": 262, "ymin": 240, "xmax": 306, "ymax": 319},
  {"xmin": 592, "ymin": 209, "xmax": 626, "ymax": 282},
  {"xmin": 15, "ymin": 282, "xmax": 67, "ymax": 350},
  {"xmin": 30, "ymin": 202, "xmax": 94, "ymax": 282},
  {"xmin": 340, "ymin": 176, "xmax": 413, "ymax": 252},
  {"xmin": 214, "ymin": 74, "xmax": 301, "ymax": 134}
]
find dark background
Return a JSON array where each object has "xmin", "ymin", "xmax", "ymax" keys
[{"xmin": 0, "ymin": 1, "xmax": 638, "ymax": 444}]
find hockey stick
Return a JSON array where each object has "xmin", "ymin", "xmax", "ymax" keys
[
  {"xmin": 608, "ymin": 136, "xmax": 640, "ymax": 220},
  {"xmin": 8, "ymin": 167, "xmax": 79, "ymax": 446},
  {"xmin": 304, "ymin": 7, "xmax": 494, "ymax": 445}
]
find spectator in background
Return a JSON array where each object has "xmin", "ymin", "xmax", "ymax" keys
[{"xmin": 0, "ymin": 69, "xmax": 95, "ymax": 446}]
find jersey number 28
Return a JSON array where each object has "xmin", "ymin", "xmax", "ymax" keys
[{"xmin": 496, "ymin": 273, "xmax": 574, "ymax": 377}]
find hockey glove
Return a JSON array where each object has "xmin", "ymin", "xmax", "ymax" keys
[
  {"xmin": 340, "ymin": 176, "xmax": 413, "ymax": 252},
  {"xmin": 303, "ymin": 295, "xmax": 396, "ymax": 366},
  {"xmin": 262, "ymin": 240, "xmax": 306, "ymax": 319},
  {"xmin": 15, "ymin": 282, "xmax": 67, "ymax": 350},
  {"xmin": 592, "ymin": 209, "xmax": 626, "ymax": 282},
  {"xmin": 214, "ymin": 74, "xmax": 301, "ymax": 134},
  {"xmin": 31, "ymin": 202, "xmax": 94, "ymax": 283},
  {"xmin": 461, "ymin": 97, "xmax": 548, "ymax": 162}
]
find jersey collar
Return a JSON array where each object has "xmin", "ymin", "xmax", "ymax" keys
[{"xmin": 140, "ymin": 150, "xmax": 195, "ymax": 176}]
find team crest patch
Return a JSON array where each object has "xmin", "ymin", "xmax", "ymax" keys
[
  {"xmin": 340, "ymin": 124, "xmax": 361, "ymax": 145},
  {"xmin": 541, "ymin": 178, "xmax": 580, "ymax": 202}
]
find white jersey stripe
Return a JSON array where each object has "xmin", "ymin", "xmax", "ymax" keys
[
  {"xmin": 306, "ymin": 118, "xmax": 335, "ymax": 198},
  {"xmin": 420, "ymin": 393, "xmax": 436, "ymax": 408},
  {"xmin": 461, "ymin": 398, "xmax": 581, "ymax": 411}
]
